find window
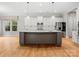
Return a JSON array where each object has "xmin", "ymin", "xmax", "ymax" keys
[
  {"xmin": 5, "ymin": 20, "xmax": 17, "ymax": 31},
  {"xmin": 5, "ymin": 21, "xmax": 10, "ymax": 31},
  {"xmin": 12, "ymin": 20, "xmax": 17, "ymax": 31}
]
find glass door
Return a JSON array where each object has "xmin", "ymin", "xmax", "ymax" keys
[{"xmin": 3, "ymin": 20, "xmax": 18, "ymax": 36}]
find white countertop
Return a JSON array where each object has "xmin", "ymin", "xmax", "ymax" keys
[{"xmin": 19, "ymin": 30, "xmax": 61, "ymax": 32}]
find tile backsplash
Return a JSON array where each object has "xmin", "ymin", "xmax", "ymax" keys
[{"xmin": 18, "ymin": 16, "xmax": 63, "ymax": 31}]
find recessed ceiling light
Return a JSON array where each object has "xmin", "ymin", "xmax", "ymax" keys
[
  {"xmin": 27, "ymin": 16, "xmax": 30, "ymax": 19},
  {"xmin": 52, "ymin": 16, "xmax": 55, "ymax": 19},
  {"xmin": 39, "ymin": 3, "xmax": 42, "ymax": 6}
]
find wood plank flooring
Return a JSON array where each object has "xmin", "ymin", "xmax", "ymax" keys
[{"xmin": 0, "ymin": 36, "xmax": 79, "ymax": 57}]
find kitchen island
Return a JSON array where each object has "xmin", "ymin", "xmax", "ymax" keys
[{"xmin": 19, "ymin": 31, "xmax": 62, "ymax": 47}]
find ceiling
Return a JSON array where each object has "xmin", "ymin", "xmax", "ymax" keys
[{"xmin": 0, "ymin": 2, "xmax": 79, "ymax": 16}]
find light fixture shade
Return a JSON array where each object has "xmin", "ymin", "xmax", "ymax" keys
[
  {"xmin": 52, "ymin": 2, "xmax": 54, "ymax": 4},
  {"xmin": 27, "ymin": 2, "xmax": 29, "ymax": 4}
]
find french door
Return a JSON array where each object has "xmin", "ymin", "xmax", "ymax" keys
[{"xmin": 3, "ymin": 20, "xmax": 18, "ymax": 36}]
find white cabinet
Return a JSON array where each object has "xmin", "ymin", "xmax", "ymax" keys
[
  {"xmin": 72, "ymin": 31, "xmax": 78, "ymax": 43},
  {"xmin": 23, "ymin": 16, "xmax": 63, "ymax": 31}
]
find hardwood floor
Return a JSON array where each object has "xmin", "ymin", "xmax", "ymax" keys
[{"xmin": 0, "ymin": 36, "xmax": 79, "ymax": 57}]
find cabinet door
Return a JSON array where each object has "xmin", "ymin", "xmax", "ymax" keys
[
  {"xmin": 24, "ymin": 33, "xmax": 57, "ymax": 44},
  {"xmin": 72, "ymin": 31, "xmax": 78, "ymax": 43}
]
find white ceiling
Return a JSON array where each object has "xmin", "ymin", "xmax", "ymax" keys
[{"xmin": 0, "ymin": 2, "xmax": 79, "ymax": 16}]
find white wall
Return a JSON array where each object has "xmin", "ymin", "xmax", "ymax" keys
[
  {"xmin": 18, "ymin": 16, "xmax": 25, "ymax": 31},
  {"xmin": 0, "ymin": 20, "xmax": 1, "ymax": 35},
  {"xmin": 0, "ymin": 20, "xmax": 3, "ymax": 36}
]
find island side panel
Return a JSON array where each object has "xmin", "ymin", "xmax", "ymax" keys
[
  {"xmin": 56, "ymin": 32, "xmax": 62, "ymax": 46},
  {"xmin": 19, "ymin": 32, "xmax": 25, "ymax": 45}
]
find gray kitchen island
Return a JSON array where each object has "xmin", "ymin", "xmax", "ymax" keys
[{"xmin": 19, "ymin": 31, "xmax": 62, "ymax": 47}]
